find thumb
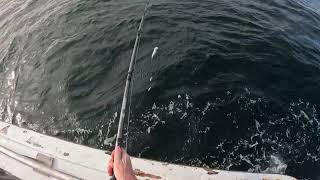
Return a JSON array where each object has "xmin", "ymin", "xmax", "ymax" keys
[{"xmin": 114, "ymin": 146, "xmax": 122, "ymax": 163}]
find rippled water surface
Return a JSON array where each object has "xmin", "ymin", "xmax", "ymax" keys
[{"xmin": 1, "ymin": 0, "xmax": 320, "ymax": 179}]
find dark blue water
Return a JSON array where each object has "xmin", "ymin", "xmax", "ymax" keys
[{"xmin": 1, "ymin": 0, "xmax": 320, "ymax": 179}]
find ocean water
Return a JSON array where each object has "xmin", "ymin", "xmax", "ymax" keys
[{"xmin": 1, "ymin": 0, "xmax": 320, "ymax": 179}]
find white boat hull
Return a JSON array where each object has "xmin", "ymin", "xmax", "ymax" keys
[{"xmin": 0, "ymin": 121, "xmax": 296, "ymax": 180}]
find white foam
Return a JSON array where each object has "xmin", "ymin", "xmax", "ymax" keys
[{"xmin": 261, "ymin": 155, "xmax": 287, "ymax": 174}]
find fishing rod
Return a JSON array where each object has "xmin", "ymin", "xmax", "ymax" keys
[
  {"xmin": 110, "ymin": 1, "xmax": 150, "ymax": 179},
  {"xmin": 115, "ymin": 0, "xmax": 150, "ymax": 149}
]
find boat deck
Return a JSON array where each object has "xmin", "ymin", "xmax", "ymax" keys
[{"xmin": 0, "ymin": 121, "xmax": 296, "ymax": 180}]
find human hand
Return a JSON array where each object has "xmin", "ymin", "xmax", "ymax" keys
[{"xmin": 107, "ymin": 146, "xmax": 136, "ymax": 180}]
